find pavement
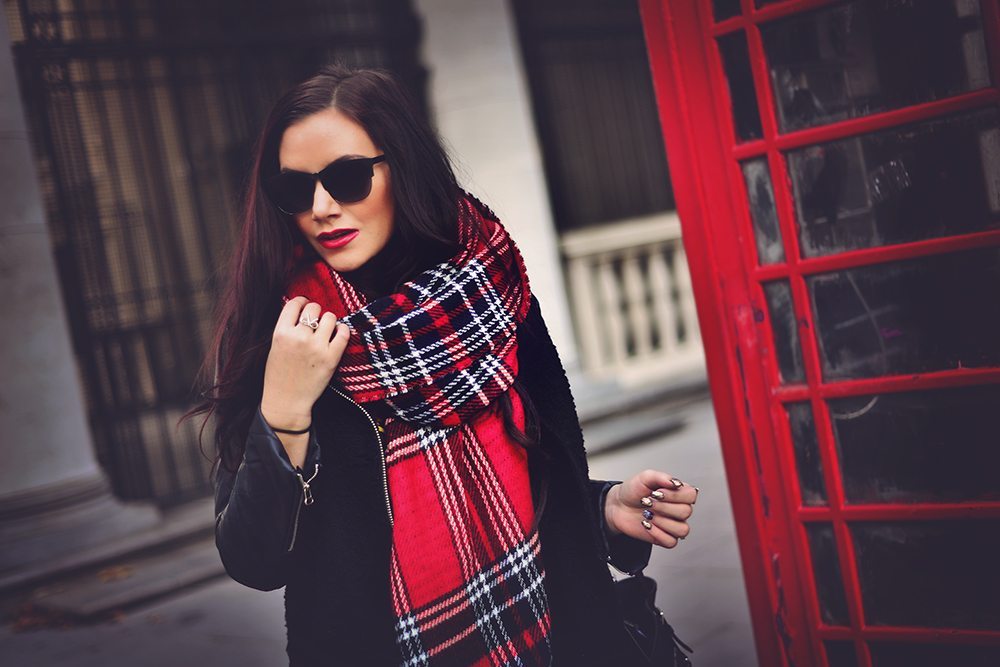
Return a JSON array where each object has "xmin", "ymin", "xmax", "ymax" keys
[{"xmin": 0, "ymin": 399, "xmax": 757, "ymax": 666}]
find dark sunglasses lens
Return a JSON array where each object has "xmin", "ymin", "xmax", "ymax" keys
[
  {"xmin": 319, "ymin": 160, "xmax": 374, "ymax": 203},
  {"xmin": 266, "ymin": 172, "xmax": 314, "ymax": 215}
]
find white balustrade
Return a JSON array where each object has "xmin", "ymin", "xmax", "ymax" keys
[{"xmin": 560, "ymin": 212, "xmax": 704, "ymax": 386}]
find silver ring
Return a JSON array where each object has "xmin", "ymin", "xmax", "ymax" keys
[{"xmin": 299, "ymin": 315, "xmax": 320, "ymax": 330}]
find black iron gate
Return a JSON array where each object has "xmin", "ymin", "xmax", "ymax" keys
[{"xmin": 4, "ymin": 0, "xmax": 426, "ymax": 506}]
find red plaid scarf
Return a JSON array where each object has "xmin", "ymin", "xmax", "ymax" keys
[{"xmin": 285, "ymin": 194, "xmax": 552, "ymax": 666}]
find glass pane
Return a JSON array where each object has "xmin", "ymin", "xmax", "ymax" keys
[
  {"xmin": 805, "ymin": 523, "xmax": 850, "ymax": 626},
  {"xmin": 825, "ymin": 641, "xmax": 859, "ymax": 667},
  {"xmin": 786, "ymin": 108, "xmax": 1000, "ymax": 258},
  {"xmin": 718, "ymin": 31, "xmax": 764, "ymax": 141},
  {"xmin": 809, "ymin": 247, "xmax": 1000, "ymax": 381},
  {"xmin": 830, "ymin": 385, "xmax": 1000, "ymax": 504},
  {"xmin": 762, "ymin": 0, "xmax": 991, "ymax": 132},
  {"xmin": 853, "ymin": 519, "xmax": 1000, "ymax": 629},
  {"xmin": 785, "ymin": 403, "xmax": 827, "ymax": 506},
  {"xmin": 764, "ymin": 280, "xmax": 806, "ymax": 383},
  {"xmin": 743, "ymin": 158, "xmax": 785, "ymax": 264},
  {"xmin": 871, "ymin": 643, "xmax": 1000, "ymax": 667},
  {"xmin": 713, "ymin": 0, "xmax": 742, "ymax": 22}
]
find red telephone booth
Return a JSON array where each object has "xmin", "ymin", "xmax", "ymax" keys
[{"xmin": 639, "ymin": 1, "xmax": 1000, "ymax": 665}]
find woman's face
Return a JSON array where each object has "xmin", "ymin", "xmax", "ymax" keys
[{"xmin": 278, "ymin": 107, "xmax": 394, "ymax": 273}]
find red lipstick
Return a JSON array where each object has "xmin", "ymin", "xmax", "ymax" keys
[{"xmin": 317, "ymin": 229, "xmax": 359, "ymax": 249}]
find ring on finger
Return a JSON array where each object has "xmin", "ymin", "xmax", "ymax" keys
[{"xmin": 299, "ymin": 315, "xmax": 320, "ymax": 330}]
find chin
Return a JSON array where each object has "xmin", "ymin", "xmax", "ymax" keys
[
  {"xmin": 322, "ymin": 255, "xmax": 366, "ymax": 273},
  {"xmin": 316, "ymin": 245, "xmax": 380, "ymax": 273}
]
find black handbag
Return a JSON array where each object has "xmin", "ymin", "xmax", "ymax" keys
[{"xmin": 615, "ymin": 571, "xmax": 693, "ymax": 666}]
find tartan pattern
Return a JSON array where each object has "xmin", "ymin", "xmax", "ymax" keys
[
  {"xmin": 387, "ymin": 406, "xmax": 552, "ymax": 667},
  {"xmin": 284, "ymin": 195, "xmax": 551, "ymax": 666},
  {"xmin": 391, "ymin": 529, "xmax": 551, "ymax": 667}
]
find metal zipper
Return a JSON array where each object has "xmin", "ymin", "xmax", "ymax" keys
[
  {"xmin": 287, "ymin": 462, "xmax": 319, "ymax": 552},
  {"xmin": 328, "ymin": 384, "xmax": 394, "ymax": 526}
]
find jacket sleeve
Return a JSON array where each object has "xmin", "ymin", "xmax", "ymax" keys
[
  {"xmin": 590, "ymin": 479, "xmax": 653, "ymax": 576},
  {"xmin": 213, "ymin": 404, "xmax": 322, "ymax": 591},
  {"xmin": 518, "ymin": 295, "xmax": 652, "ymax": 575}
]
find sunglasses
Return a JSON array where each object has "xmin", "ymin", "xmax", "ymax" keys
[{"xmin": 264, "ymin": 154, "xmax": 386, "ymax": 215}]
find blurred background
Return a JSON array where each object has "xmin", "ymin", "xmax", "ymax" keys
[
  {"xmin": 1, "ymin": 0, "xmax": 743, "ymax": 665},
  {"xmin": 3, "ymin": 1, "xmax": 1000, "ymax": 666}
]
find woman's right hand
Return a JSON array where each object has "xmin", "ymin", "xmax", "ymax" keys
[{"xmin": 260, "ymin": 296, "xmax": 351, "ymax": 431}]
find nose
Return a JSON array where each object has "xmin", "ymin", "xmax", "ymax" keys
[{"xmin": 310, "ymin": 180, "xmax": 341, "ymax": 219}]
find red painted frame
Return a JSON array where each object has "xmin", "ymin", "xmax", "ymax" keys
[{"xmin": 639, "ymin": 1, "xmax": 1000, "ymax": 666}]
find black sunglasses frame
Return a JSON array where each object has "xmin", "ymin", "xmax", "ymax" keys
[{"xmin": 264, "ymin": 154, "xmax": 387, "ymax": 215}]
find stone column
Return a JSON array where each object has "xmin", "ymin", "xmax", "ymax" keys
[
  {"xmin": 0, "ymin": 14, "xmax": 158, "ymax": 590},
  {"xmin": 413, "ymin": 0, "xmax": 579, "ymax": 368}
]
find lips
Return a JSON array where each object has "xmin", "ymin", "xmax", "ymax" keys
[{"xmin": 317, "ymin": 229, "xmax": 359, "ymax": 249}]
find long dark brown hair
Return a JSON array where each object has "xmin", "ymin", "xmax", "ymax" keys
[{"xmin": 184, "ymin": 63, "xmax": 542, "ymax": 485}]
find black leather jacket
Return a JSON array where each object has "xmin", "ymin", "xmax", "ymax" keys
[{"xmin": 214, "ymin": 295, "xmax": 652, "ymax": 665}]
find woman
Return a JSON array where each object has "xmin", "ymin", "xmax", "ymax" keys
[{"xmin": 196, "ymin": 63, "xmax": 697, "ymax": 666}]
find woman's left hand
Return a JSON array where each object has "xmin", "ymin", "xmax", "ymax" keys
[{"xmin": 604, "ymin": 469, "xmax": 698, "ymax": 549}]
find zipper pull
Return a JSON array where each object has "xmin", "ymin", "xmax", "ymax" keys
[{"xmin": 295, "ymin": 463, "xmax": 320, "ymax": 506}]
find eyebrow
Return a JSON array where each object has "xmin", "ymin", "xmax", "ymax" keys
[{"xmin": 279, "ymin": 154, "xmax": 368, "ymax": 174}]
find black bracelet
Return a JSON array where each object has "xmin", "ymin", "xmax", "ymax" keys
[{"xmin": 269, "ymin": 423, "xmax": 311, "ymax": 435}]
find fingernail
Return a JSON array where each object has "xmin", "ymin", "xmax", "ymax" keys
[
  {"xmin": 671, "ymin": 478, "xmax": 684, "ymax": 489},
  {"xmin": 641, "ymin": 520, "xmax": 653, "ymax": 530},
  {"xmin": 650, "ymin": 490, "xmax": 665, "ymax": 500},
  {"xmin": 640, "ymin": 497, "xmax": 653, "ymax": 507}
]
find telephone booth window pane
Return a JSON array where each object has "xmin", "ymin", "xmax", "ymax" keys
[
  {"xmin": 809, "ymin": 247, "xmax": 1000, "ymax": 381},
  {"xmin": 712, "ymin": 0, "xmax": 742, "ymax": 22},
  {"xmin": 763, "ymin": 280, "xmax": 806, "ymax": 383},
  {"xmin": 761, "ymin": 0, "xmax": 991, "ymax": 133},
  {"xmin": 742, "ymin": 159, "xmax": 785, "ymax": 265},
  {"xmin": 830, "ymin": 385, "xmax": 1000, "ymax": 504},
  {"xmin": 718, "ymin": 31, "xmax": 764, "ymax": 141},
  {"xmin": 825, "ymin": 641, "xmax": 859, "ymax": 667},
  {"xmin": 786, "ymin": 108, "xmax": 1000, "ymax": 258},
  {"xmin": 805, "ymin": 523, "xmax": 850, "ymax": 626},
  {"xmin": 785, "ymin": 402, "xmax": 827, "ymax": 506},
  {"xmin": 852, "ymin": 520, "xmax": 1000, "ymax": 630},
  {"xmin": 870, "ymin": 643, "xmax": 1000, "ymax": 667}
]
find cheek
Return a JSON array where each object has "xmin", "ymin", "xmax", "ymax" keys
[
  {"xmin": 293, "ymin": 215, "xmax": 314, "ymax": 243},
  {"xmin": 371, "ymin": 186, "xmax": 394, "ymax": 239}
]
